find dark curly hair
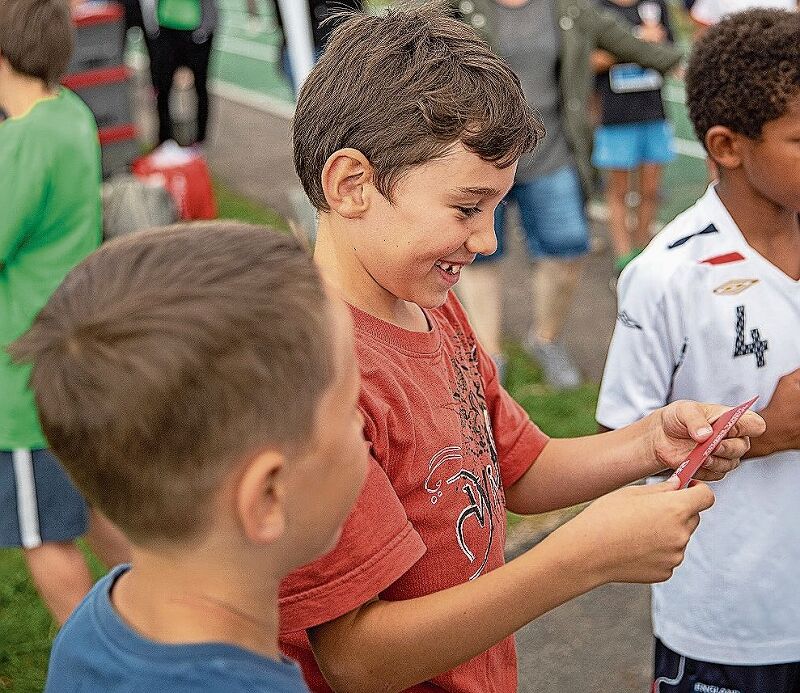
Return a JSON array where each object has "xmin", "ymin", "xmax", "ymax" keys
[{"xmin": 686, "ymin": 8, "xmax": 800, "ymax": 147}]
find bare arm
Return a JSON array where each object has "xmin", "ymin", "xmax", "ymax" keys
[
  {"xmin": 745, "ymin": 368, "xmax": 800, "ymax": 458},
  {"xmin": 505, "ymin": 401, "xmax": 763, "ymax": 515},
  {"xmin": 309, "ymin": 478, "xmax": 713, "ymax": 693}
]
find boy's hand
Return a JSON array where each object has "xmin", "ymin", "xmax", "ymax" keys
[
  {"xmin": 648, "ymin": 400, "xmax": 765, "ymax": 481},
  {"xmin": 749, "ymin": 368, "xmax": 800, "ymax": 457},
  {"xmin": 558, "ymin": 476, "xmax": 714, "ymax": 585}
]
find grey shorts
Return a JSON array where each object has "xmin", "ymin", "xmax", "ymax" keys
[{"xmin": 0, "ymin": 449, "xmax": 88, "ymax": 549}]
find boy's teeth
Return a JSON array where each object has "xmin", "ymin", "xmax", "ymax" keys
[{"xmin": 437, "ymin": 261, "xmax": 459, "ymax": 274}]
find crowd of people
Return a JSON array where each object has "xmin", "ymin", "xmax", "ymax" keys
[{"xmin": 0, "ymin": 0, "xmax": 798, "ymax": 692}]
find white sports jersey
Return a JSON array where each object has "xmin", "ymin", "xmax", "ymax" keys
[
  {"xmin": 597, "ymin": 186, "xmax": 800, "ymax": 665},
  {"xmin": 690, "ymin": 0, "xmax": 796, "ymax": 26}
]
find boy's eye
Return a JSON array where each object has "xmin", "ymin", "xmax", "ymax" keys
[{"xmin": 455, "ymin": 205, "xmax": 483, "ymax": 218}]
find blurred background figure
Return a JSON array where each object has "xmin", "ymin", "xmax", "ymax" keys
[
  {"xmin": 591, "ymin": 0, "xmax": 675, "ymax": 281},
  {"xmin": 453, "ymin": 0, "xmax": 681, "ymax": 389},
  {"xmin": 139, "ymin": 0, "xmax": 219, "ymax": 147},
  {"xmin": 274, "ymin": 0, "xmax": 362, "ymax": 95}
]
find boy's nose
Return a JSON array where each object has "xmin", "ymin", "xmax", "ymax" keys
[{"xmin": 466, "ymin": 221, "xmax": 498, "ymax": 257}]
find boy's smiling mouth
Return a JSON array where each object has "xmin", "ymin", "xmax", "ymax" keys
[{"xmin": 435, "ymin": 261, "xmax": 462, "ymax": 276}]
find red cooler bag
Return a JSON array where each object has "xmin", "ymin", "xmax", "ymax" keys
[{"xmin": 132, "ymin": 142, "xmax": 217, "ymax": 220}]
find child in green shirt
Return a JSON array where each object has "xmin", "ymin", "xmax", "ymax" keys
[{"xmin": 0, "ymin": 0, "xmax": 128, "ymax": 624}]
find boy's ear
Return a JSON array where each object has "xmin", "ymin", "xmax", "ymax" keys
[
  {"xmin": 322, "ymin": 148, "xmax": 375, "ymax": 218},
  {"xmin": 235, "ymin": 450, "xmax": 286, "ymax": 545},
  {"xmin": 705, "ymin": 125, "xmax": 744, "ymax": 170}
]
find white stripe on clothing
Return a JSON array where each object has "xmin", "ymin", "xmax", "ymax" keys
[{"xmin": 12, "ymin": 449, "xmax": 42, "ymax": 549}]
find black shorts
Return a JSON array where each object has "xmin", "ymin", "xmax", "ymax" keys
[{"xmin": 653, "ymin": 638, "xmax": 800, "ymax": 693}]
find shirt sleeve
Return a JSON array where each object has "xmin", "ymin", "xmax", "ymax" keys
[
  {"xmin": 596, "ymin": 257, "xmax": 683, "ymax": 430},
  {"xmin": 0, "ymin": 132, "xmax": 48, "ymax": 269},
  {"xmin": 278, "ymin": 450, "xmax": 426, "ymax": 633}
]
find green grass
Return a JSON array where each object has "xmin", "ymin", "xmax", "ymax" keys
[{"xmin": 0, "ymin": 186, "xmax": 600, "ymax": 687}]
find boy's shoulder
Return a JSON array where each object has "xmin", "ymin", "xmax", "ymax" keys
[
  {"xmin": 47, "ymin": 566, "xmax": 309, "ymax": 693},
  {"xmin": 1, "ymin": 89, "xmax": 96, "ymax": 152},
  {"xmin": 620, "ymin": 186, "xmax": 743, "ymax": 303}
]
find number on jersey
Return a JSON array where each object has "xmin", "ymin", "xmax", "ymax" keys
[{"xmin": 733, "ymin": 305, "xmax": 768, "ymax": 368}]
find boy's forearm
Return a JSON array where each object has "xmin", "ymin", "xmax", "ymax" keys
[
  {"xmin": 309, "ymin": 532, "xmax": 602, "ymax": 693},
  {"xmin": 505, "ymin": 415, "xmax": 661, "ymax": 514}
]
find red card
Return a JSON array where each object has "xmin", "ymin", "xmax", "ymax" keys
[{"xmin": 674, "ymin": 396, "xmax": 759, "ymax": 489}]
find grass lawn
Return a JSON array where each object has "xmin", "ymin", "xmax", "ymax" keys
[{"xmin": 0, "ymin": 185, "xmax": 599, "ymax": 690}]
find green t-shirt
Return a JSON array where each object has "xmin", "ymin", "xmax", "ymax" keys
[{"xmin": 0, "ymin": 88, "xmax": 102, "ymax": 450}]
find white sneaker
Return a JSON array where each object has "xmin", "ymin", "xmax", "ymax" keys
[{"xmin": 525, "ymin": 338, "xmax": 582, "ymax": 390}]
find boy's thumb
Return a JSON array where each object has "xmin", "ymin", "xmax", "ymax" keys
[{"xmin": 657, "ymin": 474, "xmax": 682, "ymax": 491}]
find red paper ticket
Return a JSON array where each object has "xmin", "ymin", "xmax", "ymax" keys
[{"xmin": 674, "ymin": 396, "xmax": 759, "ymax": 489}]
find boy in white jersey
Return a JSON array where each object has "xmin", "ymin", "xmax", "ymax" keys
[{"xmin": 597, "ymin": 9, "xmax": 800, "ymax": 692}]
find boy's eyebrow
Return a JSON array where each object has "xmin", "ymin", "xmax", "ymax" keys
[{"xmin": 454, "ymin": 186, "xmax": 502, "ymax": 197}]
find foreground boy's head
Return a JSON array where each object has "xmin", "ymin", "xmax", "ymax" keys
[
  {"xmin": 294, "ymin": 1, "xmax": 543, "ymax": 310},
  {"xmin": 11, "ymin": 223, "xmax": 368, "ymax": 574},
  {"xmin": 0, "ymin": 0, "xmax": 73, "ymax": 87},
  {"xmin": 686, "ymin": 8, "xmax": 800, "ymax": 211}
]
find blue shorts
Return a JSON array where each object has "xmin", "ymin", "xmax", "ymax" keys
[
  {"xmin": 475, "ymin": 165, "xmax": 590, "ymax": 262},
  {"xmin": 0, "ymin": 449, "xmax": 88, "ymax": 549},
  {"xmin": 653, "ymin": 638, "xmax": 800, "ymax": 693},
  {"xmin": 592, "ymin": 120, "xmax": 675, "ymax": 170}
]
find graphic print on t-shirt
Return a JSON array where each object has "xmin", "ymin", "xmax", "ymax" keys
[{"xmin": 423, "ymin": 330, "xmax": 504, "ymax": 580}]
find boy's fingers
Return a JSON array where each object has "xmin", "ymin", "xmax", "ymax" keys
[
  {"xmin": 656, "ymin": 475, "xmax": 682, "ymax": 491},
  {"xmin": 728, "ymin": 412, "xmax": 766, "ymax": 439},
  {"xmin": 705, "ymin": 437, "xmax": 749, "ymax": 463},
  {"xmin": 678, "ymin": 401, "xmax": 715, "ymax": 442},
  {"xmin": 682, "ymin": 481, "xmax": 715, "ymax": 511}
]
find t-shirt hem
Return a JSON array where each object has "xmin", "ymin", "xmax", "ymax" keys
[
  {"xmin": 279, "ymin": 522, "xmax": 426, "ymax": 633},
  {"xmin": 655, "ymin": 624, "xmax": 800, "ymax": 666}
]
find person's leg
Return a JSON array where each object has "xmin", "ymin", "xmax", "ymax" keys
[
  {"xmin": 605, "ymin": 168, "xmax": 632, "ymax": 260},
  {"xmin": 457, "ymin": 195, "xmax": 510, "ymax": 365},
  {"xmin": 592, "ymin": 123, "xmax": 639, "ymax": 275},
  {"xmin": 2, "ymin": 449, "xmax": 92, "ymax": 625},
  {"xmin": 150, "ymin": 30, "xmax": 178, "ymax": 144},
  {"xmin": 85, "ymin": 508, "xmax": 130, "ymax": 568},
  {"xmin": 531, "ymin": 257, "xmax": 583, "ymax": 344},
  {"xmin": 186, "ymin": 32, "xmax": 214, "ymax": 144},
  {"xmin": 637, "ymin": 120, "xmax": 675, "ymax": 251},
  {"xmin": 515, "ymin": 166, "xmax": 589, "ymax": 389},
  {"xmin": 23, "ymin": 542, "xmax": 94, "ymax": 625},
  {"xmin": 636, "ymin": 162, "xmax": 663, "ymax": 250}
]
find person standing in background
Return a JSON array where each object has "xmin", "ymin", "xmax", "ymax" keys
[
  {"xmin": 0, "ymin": 0, "xmax": 128, "ymax": 626},
  {"xmin": 453, "ymin": 0, "xmax": 682, "ymax": 388},
  {"xmin": 140, "ymin": 0, "xmax": 218, "ymax": 146},
  {"xmin": 591, "ymin": 0, "xmax": 675, "ymax": 279}
]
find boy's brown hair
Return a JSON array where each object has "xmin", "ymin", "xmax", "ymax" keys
[
  {"xmin": 293, "ymin": 0, "xmax": 543, "ymax": 211},
  {"xmin": 10, "ymin": 223, "xmax": 334, "ymax": 547},
  {"xmin": 0, "ymin": 0, "xmax": 73, "ymax": 86}
]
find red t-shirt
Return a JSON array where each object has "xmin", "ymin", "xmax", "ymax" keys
[{"xmin": 279, "ymin": 293, "xmax": 550, "ymax": 692}]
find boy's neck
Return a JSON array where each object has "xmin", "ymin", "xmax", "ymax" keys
[
  {"xmin": 111, "ymin": 548, "xmax": 283, "ymax": 661},
  {"xmin": 716, "ymin": 175, "xmax": 800, "ymax": 280},
  {"xmin": 0, "ymin": 72, "xmax": 55, "ymax": 118},
  {"xmin": 315, "ymin": 216, "xmax": 430, "ymax": 331}
]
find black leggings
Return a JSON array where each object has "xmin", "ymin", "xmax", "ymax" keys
[{"xmin": 149, "ymin": 27, "xmax": 213, "ymax": 145}]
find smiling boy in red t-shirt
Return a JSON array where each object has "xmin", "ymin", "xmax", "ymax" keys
[{"xmin": 278, "ymin": 5, "xmax": 765, "ymax": 692}]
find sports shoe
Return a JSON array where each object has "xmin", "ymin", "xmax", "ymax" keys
[{"xmin": 525, "ymin": 337, "xmax": 582, "ymax": 390}]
